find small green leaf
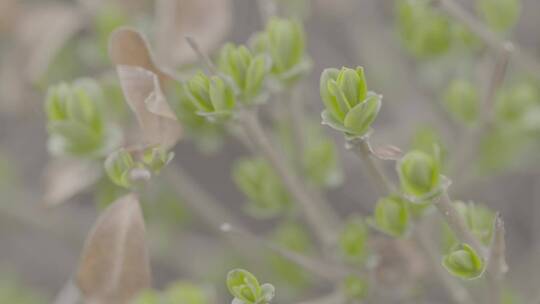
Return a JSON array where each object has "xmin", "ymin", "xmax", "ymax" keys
[
  {"xmin": 343, "ymin": 94, "xmax": 381, "ymax": 136},
  {"xmin": 339, "ymin": 216, "xmax": 369, "ymax": 265},
  {"xmin": 370, "ymin": 196, "xmax": 410, "ymax": 238},
  {"xmin": 398, "ymin": 150, "xmax": 441, "ymax": 198}
]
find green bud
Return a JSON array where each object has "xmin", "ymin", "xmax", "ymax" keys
[
  {"xmin": 442, "ymin": 243, "xmax": 485, "ymax": 280},
  {"xmin": 218, "ymin": 44, "xmax": 270, "ymax": 103},
  {"xmin": 443, "ymin": 79, "xmax": 479, "ymax": 125},
  {"xmin": 232, "ymin": 157, "xmax": 291, "ymax": 218},
  {"xmin": 320, "ymin": 67, "xmax": 380, "ymax": 136},
  {"xmin": 443, "ymin": 201, "xmax": 495, "ymax": 250},
  {"xmin": 104, "ymin": 149, "xmax": 137, "ymax": 188},
  {"xmin": 339, "ymin": 216, "xmax": 369, "ymax": 265},
  {"xmin": 226, "ymin": 269, "xmax": 274, "ymax": 304},
  {"xmin": 164, "ymin": 281, "xmax": 210, "ymax": 304},
  {"xmin": 133, "ymin": 289, "xmax": 161, "ymax": 304},
  {"xmin": 253, "ymin": 18, "xmax": 310, "ymax": 85},
  {"xmin": 398, "ymin": 150, "xmax": 441, "ymax": 198},
  {"xmin": 370, "ymin": 196, "xmax": 410, "ymax": 238},
  {"xmin": 142, "ymin": 145, "xmax": 174, "ymax": 174},
  {"xmin": 396, "ymin": 0, "xmax": 452, "ymax": 58},
  {"xmin": 302, "ymin": 128, "xmax": 343, "ymax": 188},
  {"xmin": 410, "ymin": 126, "xmax": 447, "ymax": 164},
  {"xmin": 495, "ymin": 82, "xmax": 539, "ymax": 125},
  {"xmin": 185, "ymin": 72, "xmax": 236, "ymax": 120},
  {"xmin": 342, "ymin": 276, "xmax": 369, "ymax": 301},
  {"xmin": 477, "ymin": 0, "xmax": 521, "ymax": 32},
  {"xmin": 46, "ymin": 79, "xmax": 117, "ymax": 157}
]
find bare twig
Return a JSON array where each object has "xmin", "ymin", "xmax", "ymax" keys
[
  {"xmin": 347, "ymin": 137, "xmax": 395, "ymax": 196},
  {"xmin": 237, "ymin": 108, "xmax": 340, "ymax": 248},
  {"xmin": 184, "ymin": 36, "xmax": 217, "ymax": 74}
]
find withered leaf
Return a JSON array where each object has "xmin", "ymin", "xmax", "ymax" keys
[
  {"xmin": 76, "ymin": 193, "xmax": 151, "ymax": 304},
  {"xmin": 116, "ymin": 65, "xmax": 181, "ymax": 148},
  {"xmin": 43, "ymin": 158, "xmax": 102, "ymax": 207}
]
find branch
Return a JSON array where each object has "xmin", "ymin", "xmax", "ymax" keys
[{"xmin": 237, "ymin": 108, "xmax": 340, "ymax": 248}]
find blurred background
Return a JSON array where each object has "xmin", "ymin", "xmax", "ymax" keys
[{"xmin": 1, "ymin": 0, "xmax": 540, "ymax": 303}]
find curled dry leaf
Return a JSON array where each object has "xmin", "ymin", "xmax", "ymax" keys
[
  {"xmin": 76, "ymin": 193, "xmax": 151, "ymax": 304},
  {"xmin": 43, "ymin": 158, "xmax": 102, "ymax": 207},
  {"xmin": 154, "ymin": 0, "xmax": 232, "ymax": 67},
  {"xmin": 109, "ymin": 28, "xmax": 181, "ymax": 148}
]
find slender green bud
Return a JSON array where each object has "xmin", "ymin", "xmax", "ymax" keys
[
  {"xmin": 442, "ymin": 243, "xmax": 485, "ymax": 280},
  {"xmin": 320, "ymin": 67, "xmax": 380, "ymax": 137},
  {"xmin": 370, "ymin": 196, "xmax": 410, "ymax": 238},
  {"xmin": 226, "ymin": 269, "xmax": 274, "ymax": 304},
  {"xmin": 398, "ymin": 150, "xmax": 441, "ymax": 198},
  {"xmin": 339, "ymin": 216, "xmax": 369, "ymax": 265}
]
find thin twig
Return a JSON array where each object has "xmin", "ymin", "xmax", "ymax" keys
[
  {"xmin": 237, "ymin": 108, "xmax": 340, "ymax": 248},
  {"xmin": 347, "ymin": 137, "xmax": 395, "ymax": 195},
  {"xmin": 184, "ymin": 36, "xmax": 217, "ymax": 74},
  {"xmin": 436, "ymin": 0, "xmax": 540, "ymax": 78}
]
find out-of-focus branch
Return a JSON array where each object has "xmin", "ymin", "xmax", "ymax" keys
[{"xmin": 435, "ymin": 0, "xmax": 540, "ymax": 78}]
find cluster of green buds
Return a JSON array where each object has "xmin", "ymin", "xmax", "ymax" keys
[
  {"xmin": 396, "ymin": 0, "xmax": 453, "ymax": 58},
  {"xmin": 443, "ymin": 78, "xmax": 479, "ymax": 126},
  {"xmin": 45, "ymin": 79, "xmax": 119, "ymax": 157},
  {"xmin": 339, "ymin": 216, "xmax": 369, "ymax": 265},
  {"xmin": 442, "ymin": 243, "xmax": 485, "ymax": 280},
  {"xmin": 397, "ymin": 149, "xmax": 443, "ymax": 200},
  {"xmin": 251, "ymin": 17, "xmax": 311, "ymax": 87},
  {"xmin": 320, "ymin": 67, "xmax": 382, "ymax": 137},
  {"xmin": 218, "ymin": 43, "xmax": 271, "ymax": 104},
  {"xmin": 477, "ymin": 0, "xmax": 521, "ymax": 32},
  {"xmin": 226, "ymin": 269, "xmax": 275, "ymax": 304},
  {"xmin": 105, "ymin": 146, "xmax": 174, "ymax": 188},
  {"xmin": 232, "ymin": 157, "xmax": 292, "ymax": 218},
  {"xmin": 369, "ymin": 195, "xmax": 411, "ymax": 238},
  {"xmin": 134, "ymin": 281, "xmax": 210, "ymax": 304},
  {"xmin": 442, "ymin": 201, "xmax": 495, "ymax": 251}
]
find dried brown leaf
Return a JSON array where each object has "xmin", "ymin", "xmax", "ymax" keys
[
  {"xmin": 76, "ymin": 193, "xmax": 151, "ymax": 304},
  {"xmin": 116, "ymin": 65, "xmax": 181, "ymax": 148},
  {"xmin": 154, "ymin": 0, "xmax": 232, "ymax": 67},
  {"xmin": 43, "ymin": 159, "xmax": 102, "ymax": 207}
]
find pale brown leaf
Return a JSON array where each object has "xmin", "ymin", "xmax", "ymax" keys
[
  {"xmin": 116, "ymin": 65, "xmax": 181, "ymax": 148},
  {"xmin": 76, "ymin": 193, "xmax": 151, "ymax": 304},
  {"xmin": 154, "ymin": 0, "xmax": 232, "ymax": 67},
  {"xmin": 43, "ymin": 159, "xmax": 102, "ymax": 207}
]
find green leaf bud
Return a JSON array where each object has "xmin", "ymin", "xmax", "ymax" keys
[
  {"xmin": 142, "ymin": 145, "xmax": 175, "ymax": 174},
  {"xmin": 339, "ymin": 216, "xmax": 369, "ymax": 265},
  {"xmin": 370, "ymin": 195, "xmax": 410, "ymax": 238},
  {"xmin": 104, "ymin": 149, "xmax": 138, "ymax": 188},
  {"xmin": 232, "ymin": 157, "xmax": 291, "ymax": 218},
  {"xmin": 396, "ymin": 0, "xmax": 452, "ymax": 58},
  {"xmin": 443, "ymin": 79, "xmax": 479, "ymax": 125},
  {"xmin": 442, "ymin": 243, "xmax": 485, "ymax": 280},
  {"xmin": 164, "ymin": 281, "xmax": 210, "ymax": 304},
  {"xmin": 45, "ymin": 79, "xmax": 118, "ymax": 157},
  {"xmin": 320, "ymin": 67, "xmax": 379, "ymax": 136},
  {"xmin": 226, "ymin": 269, "xmax": 274, "ymax": 304},
  {"xmin": 218, "ymin": 44, "xmax": 270, "ymax": 103},
  {"xmin": 477, "ymin": 0, "xmax": 521, "ymax": 32},
  {"xmin": 398, "ymin": 150, "xmax": 441, "ymax": 198},
  {"xmin": 342, "ymin": 275, "xmax": 369, "ymax": 301},
  {"xmin": 252, "ymin": 18, "xmax": 310, "ymax": 85},
  {"xmin": 185, "ymin": 72, "xmax": 237, "ymax": 120},
  {"xmin": 133, "ymin": 289, "xmax": 161, "ymax": 304}
]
